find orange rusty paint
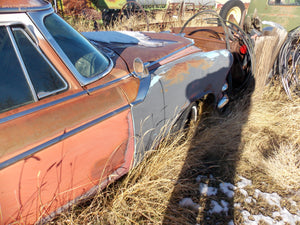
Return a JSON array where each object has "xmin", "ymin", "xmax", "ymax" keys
[
  {"xmin": 0, "ymin": 0, "xmax": 48, "ymax": 8},
  {"xmin": 171, "ymin": 26, "xmax": 228, "ymax": 52},
  {"xmin": 115, "ymin": 32, "xmax": 193, "ymax": 73},
  {"xmin": 163, "ymin": 58, "xmax": 214, "ymax": 87},
  {"xmin": 159, "ymin": 46, "xmax": 201, "ymax": 65},
  {"xmin": 0, "ymin": 109, "xmax": 135, "ymax": 224},
  {"xmin": 0, "ymin": 86, "xmax": 126, "ymax": 161}
]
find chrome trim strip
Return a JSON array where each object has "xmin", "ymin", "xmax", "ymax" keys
[
  {"xmin": 0, "ymin": 3, "xmax": 52, "ymax": 13},
  {"xmin": 7, "ymin": 26, "xmax": 38, "ymax": 102},
  {"xmin": 87, "ymin": 74, "xmax": 131, "ymax": 93},
  {"xmin": 0, "ymin": 104, "xmax": 131, "ymax": 170},
  {"xmin": 0, "ymin": 91, "xmax": 87, "ymax": 124},
  {"xmin": 130, "ymin": 74, "xmax": 152, "ymax": 106}
]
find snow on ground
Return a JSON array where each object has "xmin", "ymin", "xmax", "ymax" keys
[{"xmin": 179, "ymin": 175, "xmax": 300, "ymax": 225}]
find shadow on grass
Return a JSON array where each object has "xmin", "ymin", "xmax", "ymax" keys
[{"xmin": 162, "ymin": 82, "xmax": 254, "ymax": 225}]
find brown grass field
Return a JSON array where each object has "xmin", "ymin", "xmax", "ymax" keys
[{"xmin": 50, "ymin": 12, "xmax": 300, "ymax": 225}]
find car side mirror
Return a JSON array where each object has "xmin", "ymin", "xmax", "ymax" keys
[{"xmin": 133, "ymin": 57, "xmax": 149, "ymax": 79}]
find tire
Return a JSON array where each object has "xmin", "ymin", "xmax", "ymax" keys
[
  {"xmin": 219, "ymin": 0, "xmax": 245, "ymax": 25},
  {"xmin": 172, "ymin": 102, "xmax": 198, "ymax": 133}
]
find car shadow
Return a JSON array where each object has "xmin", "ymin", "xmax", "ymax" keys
[{"xmin": 162, "ymin": 79, "xmax": 254, "ymax": 224}]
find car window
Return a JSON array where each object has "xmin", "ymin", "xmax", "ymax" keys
[
  {"xmin": 12, "ymin": 28, "xmax": 67, "ymax": 99},
  {"xmin": 269, "ymin": 0, "xmax": 300, "ymax": 5},
  {"xmin": 44, "ymin": 13, "xmax": 110, "ymax": 79},
  {"xmin": 0, "ymin": 27, "xmax": 35, "ymax": 113}
]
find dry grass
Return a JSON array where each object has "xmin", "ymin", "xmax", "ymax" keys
[
  {"xmin": 50, "ymin": 11, "xmax": 300, "ymax": 225},
  {"xmin": 51, "ymin": 80, "xmax": 300, "ymax": 224}
]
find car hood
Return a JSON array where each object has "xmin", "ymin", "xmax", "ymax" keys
[{"xmin": 82, "ymin": 31, "xmax": 194, "ymax": 72}]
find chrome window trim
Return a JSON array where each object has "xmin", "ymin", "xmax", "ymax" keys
[
  {"xmin": 12, "ymin": 27, "xmax": 68, "ymax": 99},
  {"xmin": 0, "ymin": 90, "xmax": 87, "ymax": 124},
  {"xmin": 28, "ymin": 9, "xmax": 114, "ymax": 86},
  {"xmin": 6, "ymin": 26, "xmax": 38, "ymax": 102}
]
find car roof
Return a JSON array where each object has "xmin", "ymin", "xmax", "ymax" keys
[{"xmin": 0, "ymin": 0, "xmax": 51, "ymax": 12}]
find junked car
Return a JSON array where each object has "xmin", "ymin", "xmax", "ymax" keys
[{"xmin": 0, "ymin": 0, "xmax": 252, "ymax": 224}]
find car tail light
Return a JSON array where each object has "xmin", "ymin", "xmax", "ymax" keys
[{"xmin": 240, "ymin": 44, "xmax": 247, "ymax": 55}]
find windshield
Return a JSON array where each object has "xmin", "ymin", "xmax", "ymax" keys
[{"xmin": 44, "ymin": 13, "xmax": 110, "ymax": 79}]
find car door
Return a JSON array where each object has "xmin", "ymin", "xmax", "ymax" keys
[{"xmin": 0, "ymin": 19, "xmax": 135, "ymax": 224}]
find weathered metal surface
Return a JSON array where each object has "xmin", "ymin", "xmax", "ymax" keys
[
  {"xmin": 158, "ymin": 49, "xmax": 232, "ymax": 118},
  {"xmin": 0, "ymin": 109, "xmax": 134, "ymax": 224},
  {"xmin": 0, "ymin": 0, "xmax": 48, "ymax": 9},
  {"xmin": 132, "ymin": 47, "xmax": 232, "ymax": 157},
  {"xmin": 247, "ymin": 0, "xmax": 300, "ymax": 31}
]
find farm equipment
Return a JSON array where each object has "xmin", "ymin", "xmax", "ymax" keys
[{"xmin": 245, "ymin": 0, "xmax": 300, "ymax": 98}]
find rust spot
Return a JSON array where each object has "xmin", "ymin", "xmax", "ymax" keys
[{"xmin": 163, "ymin": 59, "xmax": 214, "ymax": 86}]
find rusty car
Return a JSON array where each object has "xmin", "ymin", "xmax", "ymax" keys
[{"xmin": 0, "ymin": 0, "xmax": 253, "ymax": 224}]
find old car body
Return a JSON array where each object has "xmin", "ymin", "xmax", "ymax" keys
[
  {"xmin": 0, "ymin": 0, "xmax": 236, "ymax": 224},
  {"xmin": 247, "ymin": 0, "xmax": 300, "ymax": 31}
]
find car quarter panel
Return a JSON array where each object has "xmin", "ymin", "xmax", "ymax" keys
[
  {"xmin": 131, "ymin": 49, "xmax": 233, "ymax": 161},
  {"xmin": 159, "ymin": 49, "xmax": 233, "ymax": 118}
]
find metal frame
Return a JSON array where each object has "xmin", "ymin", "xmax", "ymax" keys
[
  {"xmin": 28, "ymin": 9, "xmax": 114, "ymax": 86},
  {"xmin": 6, "ymin": 26, "xmax": 38, "ymax": 102},
  {"xmin": 12, "ymin": 27, "xmax": 68, "ymax": 99}
]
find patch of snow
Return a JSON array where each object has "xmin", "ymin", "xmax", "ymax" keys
[
  {"xmin": 241, "ymin": 190, "xmax": 300, "ymax": 224},
  {"xmin": 179, "ymin": 198, "xmax": 200, "ymax": 211},
  {"xmin": 234, "ymin": 203, "xmax": 241, "ymax": 208},
  {"xmin": 196, "ymin": 175, "xmax": 207, "ymax": 183},
  {"xmin": 199, "ymin": 183, "xmax": 218, "ymax": 196},
  {"xmin": 239, "ymin": 188, "xmax": 248, "ymax": 197},
  {"xmin": 245, "ymin": 197, "xmax": 253, "ymax": 204},
  {"xmin": 237, "ymin": 176, "xmax": 252, "ymax": 189},
  {"xmin": 209, "ymin": 174, "xmax": 215, "ymax": 180},
  {"xmin": 254, "ymin": 189, "xmax": 281, "ymax": 206},
  {"xmin": 274, "ymin": 208, "xmax": 300, "ymax": 224},
  {"xmin": 221, "ymin": 200, "xmax": 229, "ymax": 214},
  {"xmin": 209, "ymin": 200, "xmax": 224, "ymax": 214},
  {"xmin": 289, "ymin": 200, "xmax": 297, "ymax": 207},
  {"xmin": 208, "ymin": 200, "xmax": 229, "ymax": 215},
  {"xmin": 220, "ymin": 182, "xmax": 236, "ymax": 198}
]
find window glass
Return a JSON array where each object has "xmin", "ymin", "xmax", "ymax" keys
[
  {"xmin": 269, "ymin": 0, "xmax": 300, "ymax": 5},
  {"xmin": 12, "ymin": 28, "xmax": 67, "ymax": 99},
  {"xmin": 44, "ymin": 13, "xmax": 110, "ymax": 79},
  {"xmin": 0, "ymin": 27, "xmax": 34, "ymax": 113}
]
